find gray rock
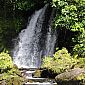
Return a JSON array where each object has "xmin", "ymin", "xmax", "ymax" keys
[{"xmin": 55, "ymin": 68, "xmax": 85, "ymax": 81}]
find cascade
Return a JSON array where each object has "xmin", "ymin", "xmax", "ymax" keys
[
  {"xmin": 13, "ymin": 4, "xmax": 57, "ymax": 68},
  {"xmin": 45, "ymin": 8, "xmax": 57, "ymax": 56}
]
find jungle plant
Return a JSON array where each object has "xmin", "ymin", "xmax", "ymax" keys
[
  {"xmin": 0, "ymin": 52, "xmax": 26, "ymax": 85},
  {"xmin": 42, "ymin": 48, "xmax": 78, "ymax": 74},
  {"xmin": 73, "ymin": 31, "xmax": 85, "ymax": 57},
  {"xmin": 0, "ymin": 52, "xmax": 13, "ymax": 73},
  {"xmin": 52, "ymin": 0, "xmax": 85, "ymax": 57}
]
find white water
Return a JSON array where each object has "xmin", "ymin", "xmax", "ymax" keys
[
  {"xmin": 45, "ymin": 9, "xmax": 57, "ymax": 56},
  {"xmin": 13, "ymin": 5, "xmax": 57, "ymax": 68}
]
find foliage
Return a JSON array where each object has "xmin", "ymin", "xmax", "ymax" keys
[
  {"xmin": 52, "ymin": 0, "xmax": 85, "ymax": 32},
  {"xmin": 75, "ymin": 57, "xmax": 85, "ymax": 69},
  {"xmin": 0, "ymin": 0, "xmax": 50, "ymax": 11},
  {"xmin": 0, "ymin": 52, "xmax": 13, "ymax": 72},
  {"xmin": 73, "ymin": 31, "xmax": 85, "ymax": 57},
  {"xmin": 16, "ymin": 0, "xmax": 50, "ymax": 11},
  {"xmin": 0, "ymin": 0, "xmax": 27, "ymax": 51},
  {"xmin": 52, "ymin": 0, "xmax": 85, "ymax": 57},
  {"xmin": 76, "ymin": 73, "xmax": 85, "ymax": 81},
  {"xmin": 42, "ymin": 48, "xmax": 85, "ymax": 81},
  {"xmin": 42, "ymin": 48, "xmax": 78, "ymax": 74},
  {"xmin": 33, "ymin": 69, "xmax": 42, "ymax": 78},
  {"xmin": 0, "ymin": 52, "xmax": 25, "ymax": 84}
]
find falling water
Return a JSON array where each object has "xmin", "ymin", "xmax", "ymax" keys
[
  {"xmin": 13, "ymin": 4, "xmax": 57, "ymax": 68},
  {"xmin": 45, "ymin": 8, "xmax": 57, "ymax": 56}
]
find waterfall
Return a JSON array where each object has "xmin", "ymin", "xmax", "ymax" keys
[
  {"xmin": 45, "ymin": 8, "xmax": 57, "ymax": 56},
  {"xmin": 13, "ymin": 4, "xmax": 57, "ymax": 68}
]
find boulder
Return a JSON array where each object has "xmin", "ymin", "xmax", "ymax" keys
[{"xmin": 55, "ymin": 68, "xmax": 85, "ymax": 81}]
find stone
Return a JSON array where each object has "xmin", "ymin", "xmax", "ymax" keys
[{"xmin": 55, "ymin": 68, "xmax": 85, "ymax": 81}]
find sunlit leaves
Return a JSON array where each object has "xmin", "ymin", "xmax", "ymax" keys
[
  {"xmin": 0, "ymin": 52, "xmax": 13, "ymax": 71},
  {"xmin": 52, "ymin": 0, "xmax": 85, "ymax": 31},
  {"xmin": 0, "ymin": 52, "xmax": 25, "ymax": 84},
  {"xmin": 52, "ymin": 0, "xmax": 85, "ymax": 57},
  {"xmin": 42, "ymin": 48, "xmax": 78, "ymax": 74},
  {"xmin": 73, "ymin": 31, "xmax": 85, "ymax": 57}
]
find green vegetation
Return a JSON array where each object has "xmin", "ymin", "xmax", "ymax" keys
[
  {"xmin": 73, "ymin": 31, "xmax": 85, "ymax": 57},
  {"xmin": 42, "ymin": 48, "xmax": 77, "ymax": 74},
  {"xmin": 52, "ymin": 0, "xmax": 85, "ymax": 57},
  {"xmin": 0, "ymin": 0, "xmax": 85, "ymax": 84},
  {"xmin": 0, "ymin": 52, "xmax": 25, "ymax": 85},
  {"xmin": 15, "ymin": 0, "xmax": 51, "ymax": 10},
  {"xmin": 0, "ymin": 0, "xmax": 84, "ymax": 56},
  {"xmin": 0, "ymin": 52, "xmax": 13, "ymax": 72},
  {"xmin": 42, "ymin": 48, "xmax": 85, "ymax": 81},
  {"xmin": 52, "ymin": 0, "xmax": 85, "ymax": 32}
]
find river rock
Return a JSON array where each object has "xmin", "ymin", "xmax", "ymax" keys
[{"xmin": 55, "ymin": 68, "xmax": 85, "ymax": 81}]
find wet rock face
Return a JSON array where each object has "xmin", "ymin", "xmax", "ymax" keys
[{"xmin": 40, "ymin": 69, "xmax": 57, "ymax": 78}]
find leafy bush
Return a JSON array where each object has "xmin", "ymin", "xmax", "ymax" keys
[
  {"xmin": 0, "ymin": 52, "xmax": 25, "ymax": 85},
  {"xmin": 42, "ymin": 48, "xmax": 85, "ymax": 81},
  {"xmin": 42, "ymin": 48, "xmax": 78, "ymax": 74},
  {"xmin": 73, "ymin": 31, "xmax": 85, "ymax": 57},
  {"xmin": 0, "ymin": 52, "xmax": 13, "ymax": 73},
  {"xmin": 75, "ymin": 58, "xmax": 85, "ymax": 69},
  {"xmin": 52, "ymin": 0, "xmax": 85, "ymax": 32}
]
